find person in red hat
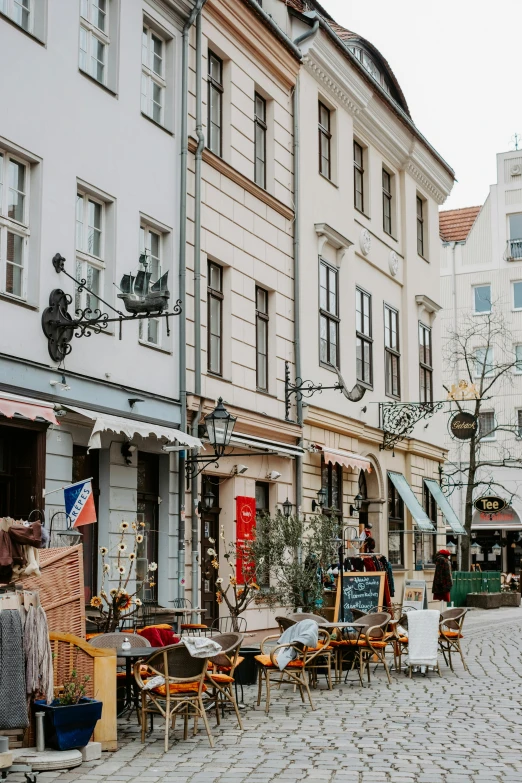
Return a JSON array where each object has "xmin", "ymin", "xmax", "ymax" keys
[{"xmin": 432, "ymin": 549, "xmax": 453, "ymax": 602}]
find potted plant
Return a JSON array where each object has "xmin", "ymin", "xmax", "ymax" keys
[{"xmin": 35, "ymin": 669, "xmax": 102, "ymax": 751}]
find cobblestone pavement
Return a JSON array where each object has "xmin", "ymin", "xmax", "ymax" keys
[{"xmin": 17, "ymin": 608, "xmax": 522, "ymax": 783}]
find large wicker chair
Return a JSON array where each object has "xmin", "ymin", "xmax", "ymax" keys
[{"xmin": 134, "ymin": 643, "xmax": 213, "ymax": 750}]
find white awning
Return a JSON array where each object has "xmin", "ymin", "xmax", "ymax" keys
[
  {"xmin": 67, "ymin": 406, "xmax": 203, "ymax": 451},
  {"xmin": 228, "ymin": 432, "xmax": 305, "ymax": 459},
  {"xmin": 424, "ymin": 479, "xmax": 466, "ymax": 535},
  {"xmin": 0, "ymin": 391, "xmax": 58, "ymax": 425},
  {"xmin": 311, "ymin": 445, "xmax": 372, "ymax": 472},
  {"xmin": 388, "ymin": 471, "xmax": 435, "ymax": 532}
]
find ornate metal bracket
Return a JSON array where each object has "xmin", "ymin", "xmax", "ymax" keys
[
  {"xmin": 379, "ymin": 400, "xmax": 445, "ymax": 450},
  {"xmin": 42, "ymin": 254, "xmax": 182, "ymax": 362},
  {"xmin": 285, "ymin": 361, "xmax": 344, "ymax": 421}
]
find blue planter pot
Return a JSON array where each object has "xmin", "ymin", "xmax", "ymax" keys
[{"xmin": 34, "ymin": 698, "xmax": 103, "ymax": 751}]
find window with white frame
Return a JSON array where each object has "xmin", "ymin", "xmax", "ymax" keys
[
  {"xmin": 141, "ymin": 24, "xmax": 166, "ymax": 125},
  {"xmin": 1, "ymin": 0, "xmax": 30, "ymax": 31},
  {"xmin": 384, "ymin": 304, "xmax": 400, "ymax": 398},
  {"xmin": 473, "ymin": 284, "xmax": 491, "ymax": 313},
  {"xmin": 478, "ymin": 410, "xmax": 495, "ymax": 441},
  {"xmin": 514, "ymin": 281, "xmax": 522, "ymax": 310},
  {"xmin": 76, "ymin": 191, "xmax": 104, "ymax": 317},
  {"xmin": 138, "ymin": 225, "xmax": 162, "ymax": 346},
  {"xmin": 79, "ymin": 0, "xmax": 109, "ymax": 85},
  {"xmin": 475, "ymin": 346, "xmax": 494, "ymax": 378},
  {"xmin": 515, "ymin": 345, "xmax": 522, "ymax": 373},
  {"xmin": 0, "ymin": 150, "xmax": 29, "ymax": 300}
]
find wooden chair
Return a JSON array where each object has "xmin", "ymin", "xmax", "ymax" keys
[
  {"xmin": 347, "ymin": 612, "xmax": 392, "ymax": 685},
  {"xmin": 204, "ymin": 632, "xmax": 244, "ymax": 729},
  {"xmin": 174, "ymin": 598, "xmax": 208, "ymax": 635},
  {"xmin": 134, "ymin": 643, "xmax": 213, "ymax": 750},
  {"xmin": 255, "ymin": 628, "xmax": 331, "ymax": 713},
  {"xmin": 439, "ymin": 608, "xmax": 468, "ymax": 672}
]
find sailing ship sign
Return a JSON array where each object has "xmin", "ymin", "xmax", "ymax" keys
[{"xmin": 117, "ymin": 254, "xmax": 170, "ymax": 315}]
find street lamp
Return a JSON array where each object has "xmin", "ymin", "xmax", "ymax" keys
[
  {"xmin": 282, "ymin": 498, "xmax": 292, "ymax": 518},
  {"xmin": 491, "ymin": 542, "xmax": 502, "ymax": 557},
  {"xmin": 57, "ymin": 527, "xmax": 83, "ymax": 546},
  {"xmin": 349, "ymin": 493, "xmax": 363, "ymax": 517},
  {"xmin": 204, "ymin": 488, "xmax": 215, "ymax": 510},
  {"xmin": 446, "ymin": 540, "xmax": 457, "ymax": 556},
  {"xmin": 470, "ymin": 540, "xmax": 482, "ymax": 557},
  {"xmin": 204, "ymin": 398, "xmax": 237, "ymax": 458},
  {"xmin": 312, "ymin": 487, "xmax": 328, "ymax": 512}
]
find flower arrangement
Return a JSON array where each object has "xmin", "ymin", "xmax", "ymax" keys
[
  {"xmin": 210, "ymin": 526, "xmax": 260, "ymax": 631},
  {"xmin": 89, "ymin": 521, "xmax": 157, "ymax": 633}
]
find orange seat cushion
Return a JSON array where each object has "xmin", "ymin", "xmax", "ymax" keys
[
  {"xmin": 152, "ymin": 682, "xmax": 207, "ymax": 696},
  {"xmin": 357, "ymin": 640, "xmax": 388, "ymax": 649},
  {"xmin": 86, "ymin": 633, "xmax": 102, "ymax": 641},
  {"xmin": 255, "ymin": 654, "xmax": 304, "ymax": 668},
  {"xmin": 329, "ymin": 639, "xmax": 358, "ymax": 647},
  {"xmin": 215, "ymin": 656, "xmax": 244, "ymax": 672},
  {"xmin": 181, "ymin": 623, "xmax": 208, "ymax": 629},
  {"xmin": 138, "ymin": 624, "xmax": 173, "ymax": 632},
  {"xmin": 207, "ymin": 672, "xmax": 234, "ymax": 684},
  {"xmin": 439, "ymin": 630, "xmax": 463, "ymax": 638}
]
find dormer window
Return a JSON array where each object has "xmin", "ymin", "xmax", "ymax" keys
[{"xmin": 348, "ymin": 45, "xmax": 392, "ymax": 95}]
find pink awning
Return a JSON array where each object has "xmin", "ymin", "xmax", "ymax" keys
[
  {"xmin": 316, "ymin": 446, "xmax": 372, "ymax": 472},
  {"xmin": 0, "ymin": 393, "xmax": 58, "ymax": 425}
]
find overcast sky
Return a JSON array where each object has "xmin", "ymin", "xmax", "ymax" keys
[{"xmin": 321, "ymin": 0, "xmax": 522, "ymax": 211}]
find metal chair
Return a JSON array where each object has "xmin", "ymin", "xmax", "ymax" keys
[
  {"xmin": 211, "ymin": 616, "xmax": 247, "ymax": 634},
  {"xmin": 439, "ymin": 608, "xmax": 468, "ymax": 672},
  {"xmin": 255, "ymin": 628, "xmax": 331, "ymax": 713},
  {"xmin": 174, "ymin": 598, "xmax": 208, "ymax": 635},
  {"xmin": 134, "ymin": 643, "xmax": 213, "ymax": 750},
  {"xmin": 347, "ymin": 612, "xmax": 392, "ymax": 686},
  {"xmin": 204, "ymin": 632, "xmax": 244, "ymax": 729}
]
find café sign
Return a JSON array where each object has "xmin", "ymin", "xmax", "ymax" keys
[
  {"xmin": 449, "ymin": 411, "xmax": 478, "ymax": 440},
  {"xmin": 473, "ymin": 496, "xmax": 507, "ymax": 514}
]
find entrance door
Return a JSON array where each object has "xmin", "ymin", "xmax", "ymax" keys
[
  {"xmin": 137, "ymin": 452, "xmax": 159, "ymax": 603},
  {"xmin": 201, "ymin": 476, "xmax": 220, "ymax": 625},
  {"xmin": 72, "ymin": 446, "xmax": 99, "ymax": 604},
  {"xmin": 0, "ymin": 422, "xmax": 45, "ymax": 519}
]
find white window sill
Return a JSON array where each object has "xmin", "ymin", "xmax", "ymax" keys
[
  {"xmin": 79, "ymin": 68, "xmax": 117, "ymax": 97},
  {"xmin": 138, "ymin": 339, "xmax": 171, "ymax": 355},
  {"xmin": 141, "ymin": 111, "xmax": 173, "ymax": 136},
  {"xmin": 0, "ymin": 292, "xmax": 38, "ymax": 311},
  {"xmin": 0, "ymin": 11, "xmax": 45, "ymax": 45}
]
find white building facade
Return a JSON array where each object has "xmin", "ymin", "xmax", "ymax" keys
[
  {"xmin": 440, "ymin": 150, "xmax": 522, "ymax": 574},
  {"xmin": 0, "ymin": 0, "xmax": 200, "ymax": 607}
]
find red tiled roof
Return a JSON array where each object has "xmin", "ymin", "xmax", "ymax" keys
[{"xmin": 439, "ymin": 206, "xmax": 482, "ymax": 242}]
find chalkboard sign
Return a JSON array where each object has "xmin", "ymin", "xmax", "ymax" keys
[{"xmin": 334, "ymin": 572, "xmax": 386, "ymax": 622}]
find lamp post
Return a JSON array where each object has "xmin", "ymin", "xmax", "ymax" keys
[
  {"xmin": 203, "ymin": 398, "xmax": 237, "ymax": 458},
  {"xmin": 349, "ymin": 493, "xmax": 363, "ymax": 518},
  {"xmin": 282, "ymin": 498, "xmax": 293, "ymax": 518}
]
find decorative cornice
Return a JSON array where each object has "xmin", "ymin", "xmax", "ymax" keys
[
  {"xmin": 303, "ymin": 55, "xmax": 362, "ymax": 117},
  {"xmin": 415, "ymin": 294, "xmax": 442, "ymax": 314},
  {"xmin": 314, "ymin": 222, "xmax": 353, "ymax": 263},
  {"xmin": 188, "ymin": 137, "xmax": 294, "ymax": 221},
  {"xmin": 206, "ymin": 0, "xmax": 299, "ymax": 90},
  {"xmin": 406, "ymin": 161, "xmax": 446, "ymax": 206}
]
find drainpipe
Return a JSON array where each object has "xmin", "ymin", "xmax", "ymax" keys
[
  {"xmin": 451, "ymin": 240, "xmax": 463, "ymax": 571},
  {"xmin": 179, "ymin": 0, "xmax": 206, "ymax": 597},
  {"xmin": 191, "ymin": 399, "xmax": 203, "ymax": 613},
  {"xmin": 194, "ymin": 7, "xmax": 205, "ymax": 398},
  {"xmin": 292, "ymin": 17, "xmax": 319, "ymax": 518}
]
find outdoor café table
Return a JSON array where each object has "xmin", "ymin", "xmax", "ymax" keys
[
  {"xmin": 117, "ymin": 646, "xmax": 162, "ymax": 718},
  {"xmin": 171, "ymin": 608, "xmax": 206, "ymax": 635}
]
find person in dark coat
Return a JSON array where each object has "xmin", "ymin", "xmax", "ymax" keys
[{"xmin": 432, "ymin": 549, "xmax": 453, "ymax": 602}]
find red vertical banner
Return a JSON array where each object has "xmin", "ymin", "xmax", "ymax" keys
[{"xmin": 235, "ymin": 496, "xmax": 256, "ymax": 584}]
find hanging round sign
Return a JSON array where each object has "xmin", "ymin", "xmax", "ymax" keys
[
  {"xmin": 473, "ymin": 496, "xmax": 507, "ymax": 514},
  {"xmin": 449, "ymin": 411, "xmax": 478, "ymax": 440}
]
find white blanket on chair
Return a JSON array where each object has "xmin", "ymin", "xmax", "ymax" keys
[
  {"xmin": 182, "ymin": 637, "xmax": 222, "ymax": 658},
  {"xmin": 276, "ymin": 619, "xmax": 319, "ymax": 671},
  {"xmin": 404, "ymin": 609, "xmax": 440, "ymax": 667}
]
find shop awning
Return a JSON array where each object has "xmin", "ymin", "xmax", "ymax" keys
[
  {"xmin": 424, "ymin": 479, "xmax": 466, "ymax": 535},
  {"xmin": 0, "ymin": 392, "xmax": 58, "ymax": 425},
  {"xmin": 388, "ymin": 471, "xmax": 435, "ymax": 532},
  {"xmin": 311, "ymin": 445, "xmax": 372, "ymax": 472},
  {"xmin": 228, "ymin": 432, "xmax": 305, "ymax": 459},
  {"xmin": 67, "ymin": 406, "xmax": 203, "ymax": 451}
]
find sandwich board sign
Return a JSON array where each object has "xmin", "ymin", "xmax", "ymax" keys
[{"xmin": 403, "ymin": 579, "xmax": 428, "ymax": 610}]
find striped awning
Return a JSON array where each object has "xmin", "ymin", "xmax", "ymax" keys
[
  {"xmin": 312, "ymin": 445, "xmax": 372, "ymax": 472},
  {"xmin": 0, "ymin": 392, "xmax": 58, "ymax": 425}
]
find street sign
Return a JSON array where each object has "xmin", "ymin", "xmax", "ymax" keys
[
  {"xmin": 449, "ymin": 411, "xmax": 478, "ymax": 440},
  {"xmin": 473, "ymin": 496, "xmax": 507, "ymax": 514}
]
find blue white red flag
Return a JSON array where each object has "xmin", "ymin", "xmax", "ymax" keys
[{"xmin": 64, "ymin": 479, "xmax": 97, "ymax": 528}]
